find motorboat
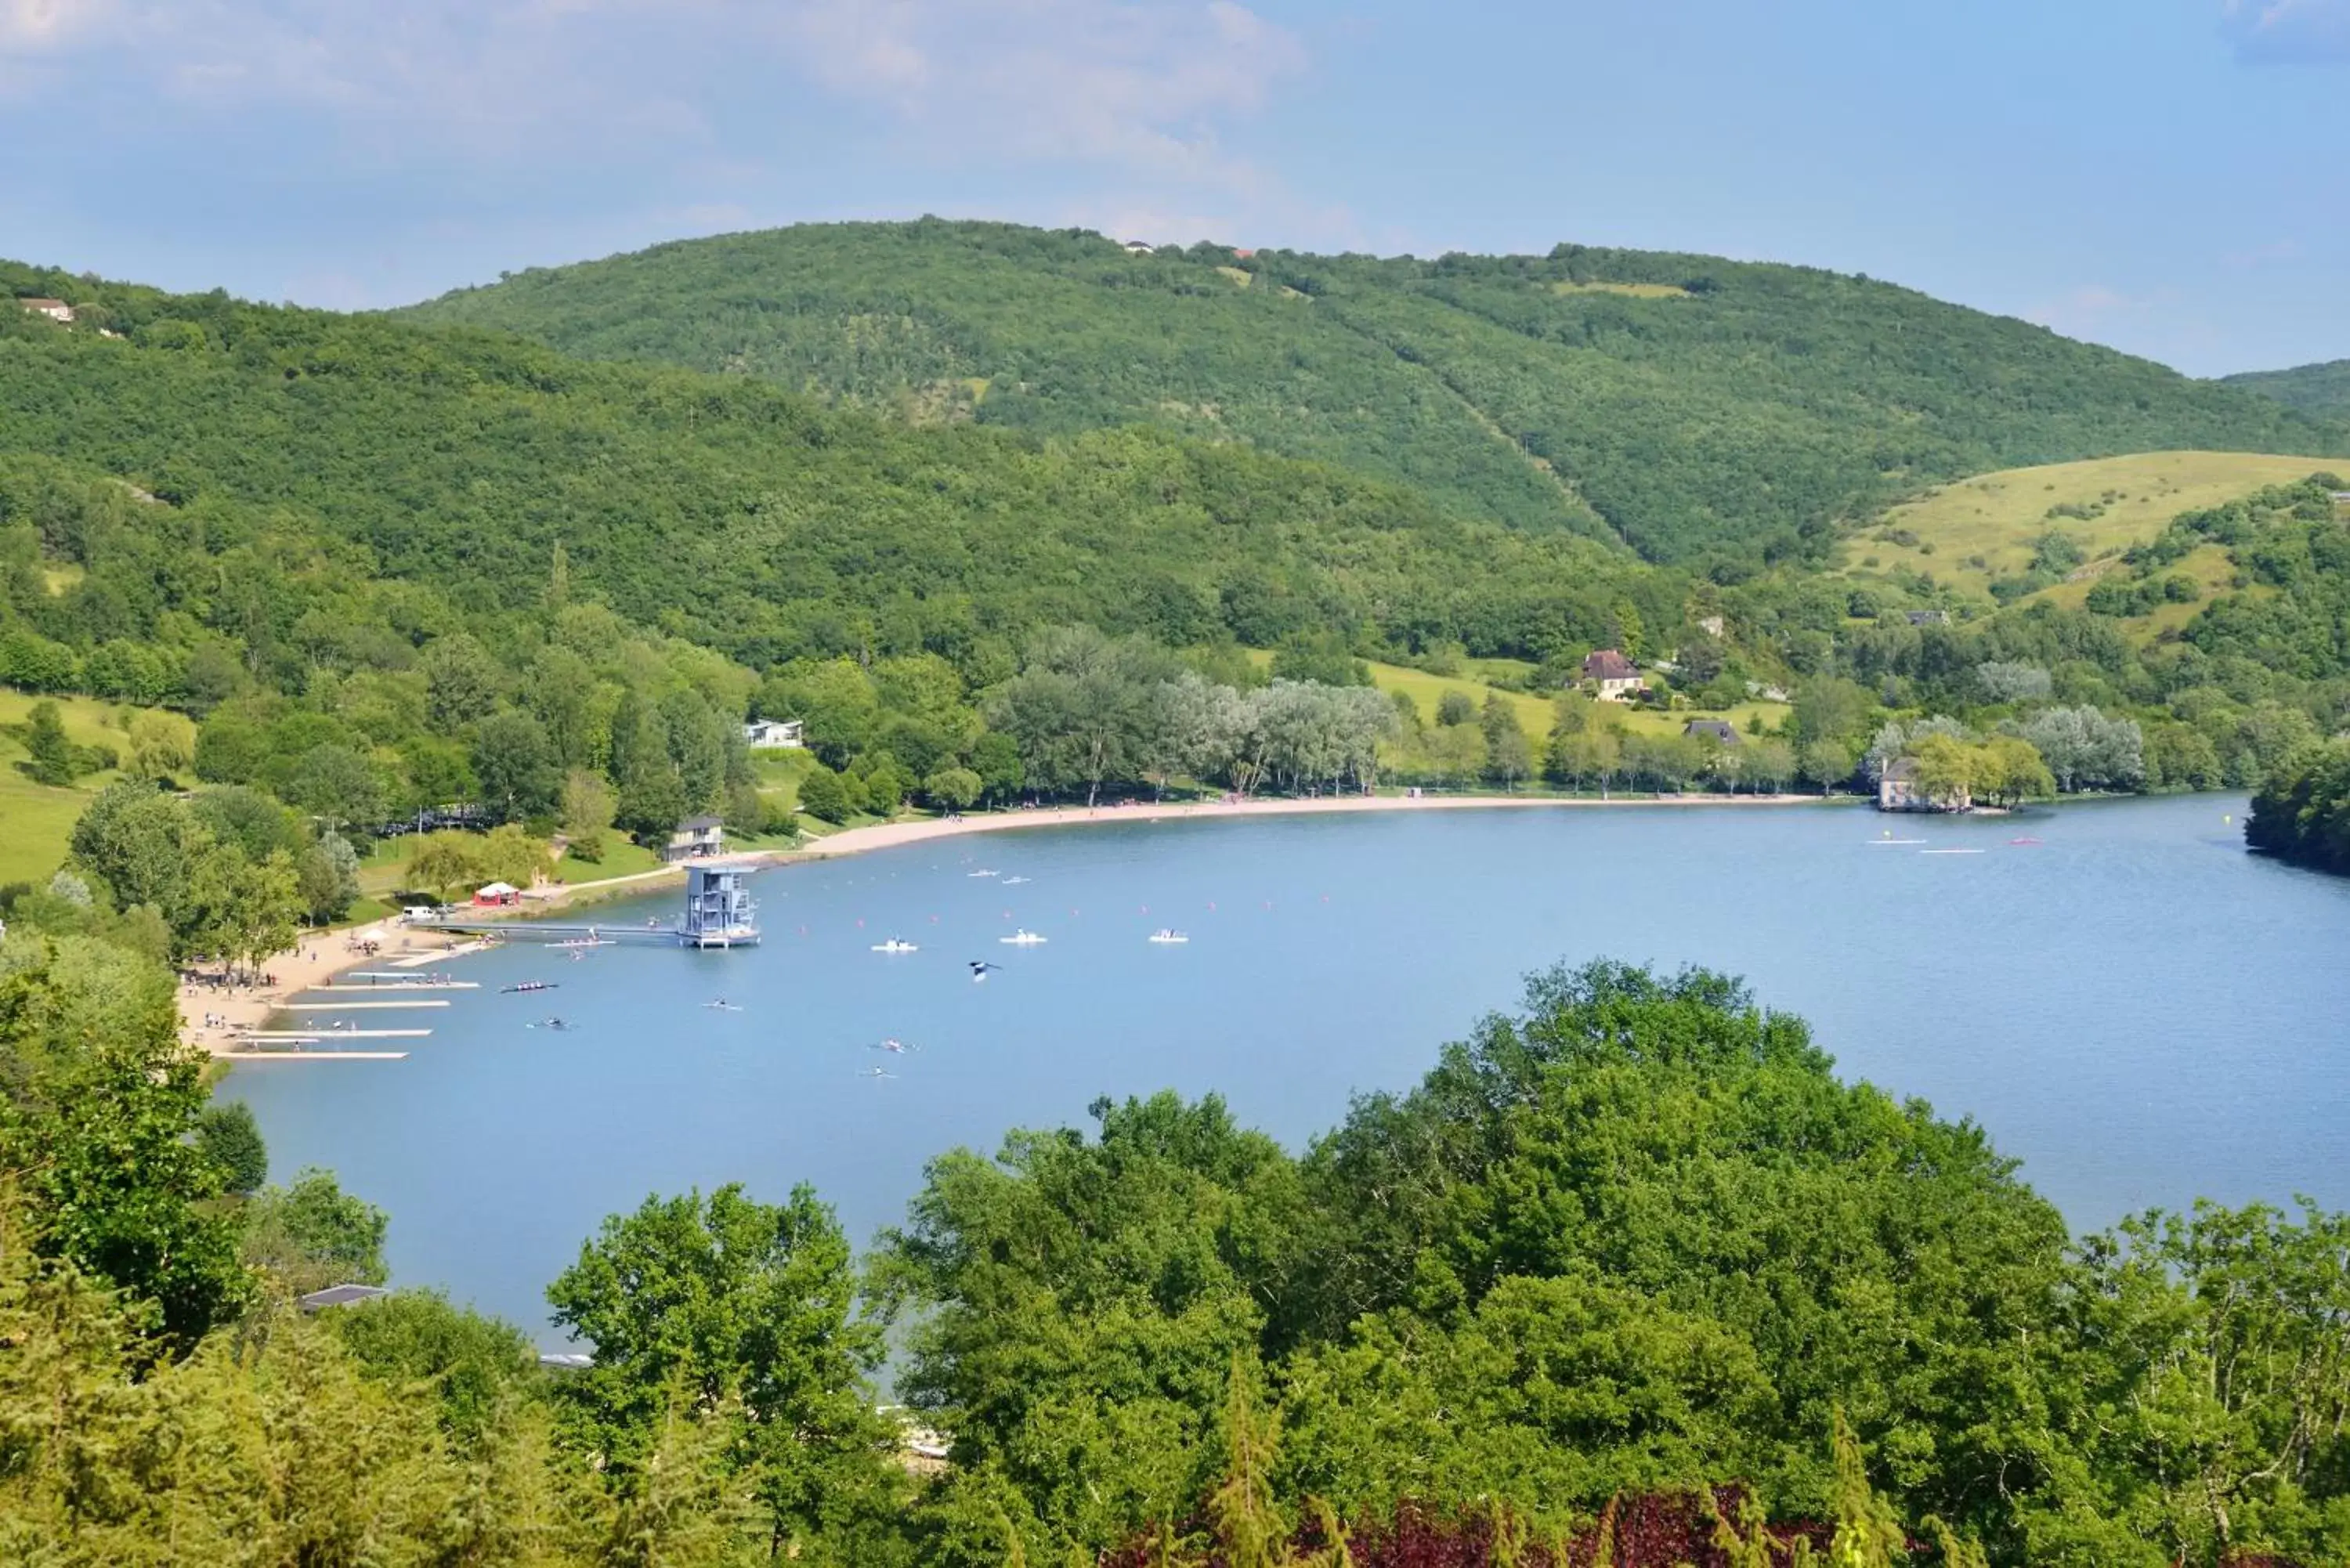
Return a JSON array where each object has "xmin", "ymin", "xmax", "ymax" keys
[
  {"xmin": 1148, "ymin": 930, "xmax": 1189, "ymax": 944},
  {"xmin": 999, "ymin": 929, "xmax": 1048, "ymax": 945},
  {"xmin": 871, "ymin": 938, "xmax": 920, "ymax": 954}
]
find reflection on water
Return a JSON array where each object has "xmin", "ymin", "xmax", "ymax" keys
[{"xmin": 226, "ymin": 794, "xmax": 2350, "ymax": 1335}]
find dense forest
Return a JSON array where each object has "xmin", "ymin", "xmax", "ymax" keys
[
  {"xmin": 6, "ymin": 910, "xmax": 2348, "ymax": 1566},
  {"xmin": 2225, "ymin": 357, "xmax": 2350, "ymax": 419},
  {"xmin": 399, "ymin": 219, "xmax": 2346, "ymax": 569},
  {"xmin": 2247, "ymin": 735, "xmax": 2350, "ymax": 874}
]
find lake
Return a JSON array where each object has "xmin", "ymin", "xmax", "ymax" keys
[{"xmin": 224, "ymin": 793, "xmax": 2350, "ymax": 1339}]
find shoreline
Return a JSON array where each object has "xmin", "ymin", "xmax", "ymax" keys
[{"xmin": 188, "ymin": 789, "xmax": 1843, "ymax": 1058}]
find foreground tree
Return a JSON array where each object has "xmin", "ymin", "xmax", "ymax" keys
[{"xmin": 548, "ymin": 1183, "xmax": 902, "ymax": 1559}]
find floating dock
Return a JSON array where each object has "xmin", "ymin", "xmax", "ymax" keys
[
  {"xmin": 241, "ymin": 1028, "xmax": 434, "ymax": 1041},
  {"xmin": 284, "ymin": 999, "xmax": 452, "ymax": 1011},
  {"xmin": 223, "ymin": 1052, "xmax": 409, "ymax": 1061},
  {"xmin": 305, "ymin": 979, "xmax": 477, "ymax": 992}
]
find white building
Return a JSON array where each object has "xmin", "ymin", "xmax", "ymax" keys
[
  {"xmin": 17, "ymin": 298, "xmax": 74, "ymax": 323},
  {"xmin": 743, "ymin": 718, "xmax": 804, "ymax": 750}
]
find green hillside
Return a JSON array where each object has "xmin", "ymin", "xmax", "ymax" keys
[
  {"xmin": 399, "ymin": 219, "xmax": 2345, "ymax": 568},
  {"xmin": 0, "ymin": 262, "xmax": 1657, "ymax": 677},
  {"xmin": 2224, "ymin": 357, "xmax": 2350, "ymax": 418}
]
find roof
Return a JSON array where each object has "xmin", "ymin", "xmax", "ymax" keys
[
  {"xmin": 1582, "ymin": 649, "xmax": 1639, "ymax": 681},
  {"xmin": 1884, "ymin": 757, "xmax": 1921, "ymax": 781},
  {"xmin": 537, "ymin": 1352, "xmax": 594, "ymax": 1370},
  {"xmin": 474, "ymin": 880, "xmax": 519, "ymax": 897},
  {"xmin": 18, "ymin": 297, "xmax": 68, "ymax": 309},
  {"xmin": 1905, "ymin": 609, "xmax": 1950, "ymax": 625},
  {"xmin": 1683, "ymin": 719, "xmax": 1741, "ymax": 742},
  {"xmin": 297, "ymin": 1283, "xmax": 391, "ymax": 1312},
  {"xmin": 678, "ymin": 815, "xmax": 724, "ymax": 832}
]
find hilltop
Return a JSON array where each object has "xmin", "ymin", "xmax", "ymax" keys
[
  {"xmin": 2225, "ymin": 358, "xmax": 2350, "ymax": 419},
  {"xmin": 399, "ymin": 219, "xmax": 2345, "ymax": 569}
]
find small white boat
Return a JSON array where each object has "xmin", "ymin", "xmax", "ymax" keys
[
  {"xmin": 871, "ymin": 938, "xmax": 920, "ymax": 954},
  {"xmin": 999, "ymin": 929, "xmax": 1048, "ymax": 945},
  {"xmin": 1003, "ymin": 875, "xmax": 1031, "ymax": 885},
  {"xmin": 967, "ymin": 869, "xmax": 999, "ymax": 878},
  {"xmin": 1148, "ymin": 930, "xmax": 1189, "ymax": 944}
]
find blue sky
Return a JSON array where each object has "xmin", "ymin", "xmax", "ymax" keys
[{"xmin": 1, "ymin": 0, "xmax": 2342, "ymax": 375}]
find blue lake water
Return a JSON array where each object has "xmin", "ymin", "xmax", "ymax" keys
[{"xmin": 225, "ymin": 793, "xmax": 2350, "ymax": 1339}]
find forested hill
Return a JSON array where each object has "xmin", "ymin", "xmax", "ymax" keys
[
  {"xmin": 398, "ymin": 219, "xmax": 2345, "ymax": 568},
  {"xmin": 0, "ymin": 262, "xmax": 1654, "ymax": 674},
  {"xmin": 2225, "ymin": 358, "xmax": 2350, "ymax": 418}
]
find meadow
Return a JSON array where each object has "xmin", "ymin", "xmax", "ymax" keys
[
  {"xmin": 1844, "ymin": 450, "xmax": 2337, "ymax": 597},
  {"xmin": 0, "ymin": 689, "xmax": 176, "ymax": 885}
]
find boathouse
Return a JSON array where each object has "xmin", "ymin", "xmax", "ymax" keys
[{"xmin": 1878, "ymin": 757, "xmax": 1970, "ymax": 813}]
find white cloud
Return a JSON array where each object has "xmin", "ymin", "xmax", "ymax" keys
[
  {"xmin": 2221, "ymin": 0, "xmax": 2350, "ymax": 64},
  {"xmin": 0, "ymin": 0, "xmax": 1307, "ymax": 187}
]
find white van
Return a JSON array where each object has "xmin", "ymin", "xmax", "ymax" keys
[{"xmin": 400, "ymin": 905, "xmax": 439, "ymax": 923}]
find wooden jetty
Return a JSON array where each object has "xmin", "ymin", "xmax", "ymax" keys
[
  {"xmin": 221, "ymin": 1050, "xmax": 410, "ymax": 1061},
  {"xmin": 283, "ymin": 999, "xmax": 451, "ymax": 1011},
  {"xmin": 240, "ymin": 1028, "xmax": 434, "ymax": 1041},
  {"xmin": 305, "ymin": 979, "xmax": 477, "ymax": 992}
]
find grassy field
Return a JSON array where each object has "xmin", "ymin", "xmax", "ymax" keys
[
  {"xmin": 0, "ymin": 689, "xmax": 178, "ymax": 885},
  {"xmin": 1843, "ymin": 450, "xmax": 2339, "ymax": 598},
  {"xmin": 1360, "ymin": 660, "xmax": 1788, "ymax": 740}
]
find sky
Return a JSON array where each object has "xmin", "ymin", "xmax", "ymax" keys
[{"xmin": 0, "ymin": 0, "xmax": 2343, "ymax": 377}]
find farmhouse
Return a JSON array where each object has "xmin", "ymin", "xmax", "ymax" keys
[
  {"xmin": 1683, "ymin": 718, "xmax": 1741, "ymax": 745},
  {"xmin": 665, "ymin": 815, "xmax": 725, "ymax": 863},
  {"xmin": 1878, "ymin": 757, "xmax": 1969, "ymax": 813},
  {"xmin": 743, "ymin": 717, "xmax": 804, "ymax": 749},
  {"xmin": 1580, "ymin": 649, "xmax": 1646, "ymax": 702},
  {"xmin": 16, "ymin": 297, "xmax": 74, "ymax": 323}
]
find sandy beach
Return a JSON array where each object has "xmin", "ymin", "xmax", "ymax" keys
[
  {"xmin": 186, "ymin": 789, "xmax": 1832, "ymax": 1054},
  {"xmin": 788, "ymin": 788, "xmax": 1827, "ymax": 861}
]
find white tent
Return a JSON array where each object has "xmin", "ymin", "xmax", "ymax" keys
[{"xmin": 474, "ymin": 881, "xmax": 519, "ymax": 898}]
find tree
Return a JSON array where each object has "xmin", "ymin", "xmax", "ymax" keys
[
  {"xmin": 548, "ymin": 1183, "xmax": 895, "ymax": 1557},
  {"xmin": 240, "ymin": 1168, "xmax": 390, "ymax": 1294},
  {"xmin": 926, "ymin": 767, "xmax": 982, "ymax": 812},
  {"xmin": 285, "ymin": 742, "xmax": 385, "ymax": 833},
  {"xmin": 405, "ymin": 829, "xmax": 483, "ymax": 904},
  {"xmin": 1436, "ymin": 690, "xmax": 1477, "ymax": 728},
  {"xmin": 69, "ymin": 780, "xmax": 208, "ymax": 920},
  {"xmin": 1480, "ymin": 696, "xmax": 1534, "ymax": 790},
  {"xmin": 1797, "ymin": 738, "xmax": 1856, "ymax": 793},
  {"xmin": 125, "ymin": 708, "xmax": 197, "ymax": 783},
  {"xmin": 0, "ymin": 934, "xmax": 250, "ymax": 1343},
  {"xmin": 193, "ymin": 845, "xmax": 303, "ymax": 971},
  {"xmin": 19, "ymin": 699, "xmax": 78, "ymax": 786},
  {"xmin": 1791, "ymin": 677, "xmax": 1871, "ymax": 749},
  {"xmin": 471, "ymin": 710, "xmax": 559, "ymax": 823},
  {"xmin": 421, "ymin": 634, "xmax": 501, "ymax": 733},
  {"xmin": 196, "ymin": 1100, "xmax": 269, "ymax": 1194},
  {"xmin": 2019, "ymin": 706, "xmax": 2146, "ymax": 793},
  {"xmin": 476, "ymin": 823, "xmax": 549, "ymax": 891},
  {"xmin": 797, "ymin": 765, "xmax": 852, "ymax": 824},
  {"xmin": 559, "ymin": 768, "xmax": 617, "ymax": 862}
]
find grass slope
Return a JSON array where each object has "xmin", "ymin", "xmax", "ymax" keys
[
  {"xmin": 1842, "ymin": 451, "xmax": 2342, "ymax": 599},
  {"xmin": 2224, "ymin": 358, "xmax": 2350, "ymax": 418},
  {"xmin": 397, "ymin": 219, "xmax": 2346, "ymax": 565},
  {"xmin": 0, "ymin": 689, "xmax": 173, "ymax": 885}
]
